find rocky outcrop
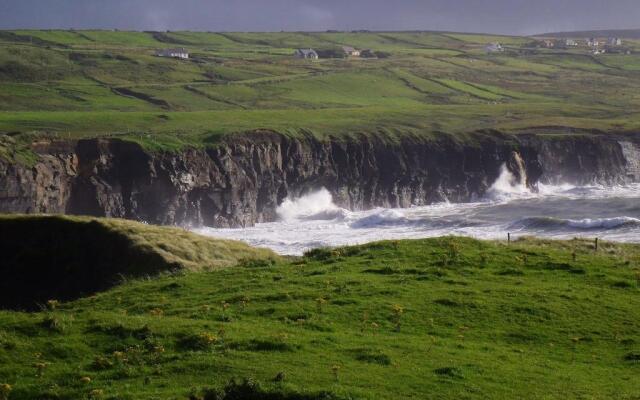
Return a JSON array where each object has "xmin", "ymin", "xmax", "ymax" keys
[{"xmin": 0, "ymin": 130, "xmax": 638, "ymax": 227}]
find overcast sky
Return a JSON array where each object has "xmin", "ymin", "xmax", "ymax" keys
[{"xmin": 1, "ymin": 0, "xmax": 639, "ymax": 35}]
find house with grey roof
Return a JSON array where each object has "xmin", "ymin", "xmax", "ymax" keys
[
  {"xmin": 155, "ymin": 48, "xmax": 189, "ymax": 59},
  {"xmin": 485, "ymin": 42, "xmax": 504, "ymax": 53},
  {"xmin": 294, "ymin": 48, "xmax": 319, "ymax": 60}
]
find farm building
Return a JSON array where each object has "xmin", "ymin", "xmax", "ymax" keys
[
  {"xmin": 608, "ymin": 37, "xmax": 623, "ymax": 46},
  {"xmin": 586, "ymin": 38, "xmax": 599, "ymax": 47},
  {"xmin": 486, "ymin": 42, "xmax": 504, "ymax": 53},
  {"xmin": 342, "ymin": 46, "xmax": 361, "ymax": 57},
  {"xmin": 155, "ymin": 48, "xmax": 189, "ymax": 59},
  {"xmin": 565, "ymin": 39, "xmax": 578, "ymax": 46},
  {"xmin": 542, "ymin": 40, "xmax": 555, "ymax": 48},
  {"xmin": 294, "ymin": 48, "xmax": 319, "ymax": 59}
]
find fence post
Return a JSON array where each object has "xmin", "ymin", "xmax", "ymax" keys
[
  {"xmin": 595, "ymin": 237, "xmax": 598, "ymax": 252},
  {"xmin": 508, "ymin": 233, "xmax": 511, "ymax": 244}
]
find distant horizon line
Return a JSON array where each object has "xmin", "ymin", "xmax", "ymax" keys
[
  {"xmin": 2, "ymin": 27, "xmax": 640, "ymax": 38},
  {"xmin": 2, "ymin": 27, "xmax": 639, "ymax": 34}
]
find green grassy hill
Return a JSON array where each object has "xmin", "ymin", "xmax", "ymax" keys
[
  {"xmin": 0, "ymin": 215, "xmax": 277, "ymax": 309},
  {"xmin": 1, "ymin": 234, "xmax": 639, "ymax": 399},
  {"xmin": 2, "ymin": 30, "xmax": 640, "ymax": 155}
]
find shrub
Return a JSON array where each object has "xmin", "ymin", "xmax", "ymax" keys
[
  {"xmin": 88, "ymin": 389, "xmax": 104, "ymax": 399},
  {"xmin": 239, "ymin": 258, "xmax": 275, "ymax": 268},
  {"xmin": 273, "ymin": 371, "xmax": 286, "ymax": 382},
  {"xmin": 46, "ymin": 299, "xmax": 59, "ymax": 310},
  {"xmin": 434, "ymin": 298, "xmax": 460, "ymax": 307},
  {"xmin": 40, "ymin": 314, "xmax": 72, "ymax": 333},
  {"xmin": 612, "ymin": 280, "xmax": 634, "ymax": 289},
  {"xmin": 434, "ymin": 366, "xmax": 464, "ymax": 379},
  {"xmin": 304, "ymin": 248, "xmax": 333, "ymax": 261},
  {"xmin": 231, "ymin": 339, "xmax": 297, "ymax": 353},
  {"xmin": 91, "ymin": 355, "xmax": 114, "ymax": 370},
  {"xmin": 0, "ymin": 384, "xmax": 12, "ymax": 400},
  {"xmin": 178, "ymin": 333, "xmax": 218, "ymax": 351},
  {"xmin": 624, "ymin": 352, "xmax": 640, "ymax": 362},
  {"xmin": 391, "ymin": 304, "xmax": 404, "ymax": 332},
  {"xmin": 351, "ymin": 348, "xmax": 392, "ymax": 365},
  {"xmin": 200, "ymin": 377, "xmax": 344, "ymax": 399}
]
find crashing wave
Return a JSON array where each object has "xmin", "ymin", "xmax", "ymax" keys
[
  {"xmin": 301, "ymin": 208, "xmax": 350, "ymax": 221},
  {"xmin": 350, "ymin": 209, "xmax": 407, "ymax": 228},
  {"xmin": 485, "ymin": 163, "xmax": 531, "ymax": 201},
  {"xmin": 509, "ymin": 216, "xmax": 640, "ymax": 231},
  {"xmin": 276, "ymin": 188, "xmax": 340, "ymax": 221}
]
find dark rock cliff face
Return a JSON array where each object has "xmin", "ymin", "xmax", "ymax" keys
[{"xmin": 1, "ymin": 131, "xmax": 638, "ymax": 227}]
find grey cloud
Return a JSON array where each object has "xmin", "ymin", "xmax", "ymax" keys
[{"xmin": 1, "ymin": 0, "xmax": 639, "ymax": 35}]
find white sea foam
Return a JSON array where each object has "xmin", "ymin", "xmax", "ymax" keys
[
  {"xmin": 196, "ymin": 179, "xmax": 640, "ymax": 255},
  {"xmin": 276, "ymin": 188, "xmax": 339, "ymax": 220},
  {"xmin": 485, "ymin": 163, "xmax": 531, "ymax": 201},
  {"xmin": 510, "ymin": 216, "xmax": 640, "ymax": 230},
  {"xmin": 350, "ymin": 209, "xmax": 407, "ymax": 228}
]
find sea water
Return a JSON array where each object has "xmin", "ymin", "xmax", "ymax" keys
[{"xmin": 196, "ymin": 166, "xmax": 640, "ymax": 255}]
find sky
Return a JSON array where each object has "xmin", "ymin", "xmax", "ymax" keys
[{"xmin": 1, "ymin": 0, "xmax": 639, "ymax": 36}]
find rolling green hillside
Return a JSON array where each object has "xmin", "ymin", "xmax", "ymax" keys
[
  {"xmin": 0, "ymin": 232, "xmax": 639, "ymax": 399},
  {"xmin": 2, "ymin": 30, "xmax": 640, "ymax": 154}
]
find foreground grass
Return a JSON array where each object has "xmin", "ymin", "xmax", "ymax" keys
[{"xmin": 1, "ymin": 237, "xmax": 639, "ymax": 399}]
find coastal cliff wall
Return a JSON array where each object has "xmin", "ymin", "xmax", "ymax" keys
[{"xmin": 0, "ymin": 131, "xmax": 637, "ymax": 227}]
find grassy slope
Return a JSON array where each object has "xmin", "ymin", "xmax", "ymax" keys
[
  {"xmin": 0, "ymin": 236, "xmax": 639, "ymax": 399},
  {"xmin": 0, "ymin": 215, "xmax": 278, "ymax": 309},
  {"xmin": 2, "ymin": 30, "xmax": 640, "ymax": 154},
  {"xmin": 1, "ymin": 214, "xmax": 277, "ymax": 271}
]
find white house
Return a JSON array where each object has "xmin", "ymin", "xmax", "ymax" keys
[
  {"xmin": 155, "ymin": 48, "xmax": 189, "ymax": 59},
  {"xmin": 586, "ymin": 38, "xmax": 599, "ymax": 48},
  {"xmin": 565, "ymin": 39, "xmax": 578, "ymax": 46},
  {"xmin": 294, "ymin": 48, "xmax": 319, "ymax": 60},
  {"xmin": 608, "ymin": 37, "xmax": 623, "ymax": 46},
  {"xmin": 342, "ymin": 46, "xmax": 361, "ymax": 57},
  {"xmin": 486, "ymin": 42, "xmax": 504, "ymax": 53}
]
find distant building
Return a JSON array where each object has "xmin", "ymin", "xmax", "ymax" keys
[
  {"xmin": 586, "ymin": 38, "xmax": 599, "ymax": 48},
  {"xmin": 155, "ymin": 48, "xmax": 189, "ymax": 59},
  {"xmin": 542, "ymin": 39, "xmax": 555, "ymax": 48},
  {"xmin": 565, "ymin": 39, "xmax": 578, "ymax": 46},
  {"xmin": 294, "ymin": 48, "xmax": 319, "ymax": 60},
  {"xmin": 486, "ymin": 42, "xmax": 504, "ymax": 53},
  {"xmin": 342, "ymin": 46, "xmax": 361, "ymax": 57},
  {"xmin": 608, "ymin": 37, "xmax": 623, "ymax": 46}
]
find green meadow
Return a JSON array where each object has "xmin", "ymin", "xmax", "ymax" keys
[
  {"xmin": 0, "ymin": 216, "xmax": 639, "ymax": 399},
  {"xmin": 2, "ymin": 30, "xmax": 640, "ymax": 155}
]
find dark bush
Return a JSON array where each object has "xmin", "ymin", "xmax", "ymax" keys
[
  {"xmin": 351, "ymin": 348, "xmax": 392, "ymax": 365},
  {"xmin": 624, "ymin": 352, "xmax": 640, "ymax": 362},
  {"xmin": 200, "ymin": 378, "xmax": 345, "ymax": 400},
  {"xmin": 434, "ymin": 366, "xmax": 464, "ymax": 379}
]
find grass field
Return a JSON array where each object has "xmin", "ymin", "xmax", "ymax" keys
[
  {"xmin": 0, "ymin": 229, "xmax": 639, "ymax": 399},
  {"xmin": 2, "ymin": 30, "xmax": 640, "ymax": 155}
]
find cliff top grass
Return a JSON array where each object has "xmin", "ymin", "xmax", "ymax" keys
[
  {"xmin": 2, "ymin": 30, "xmax": 640, "ymax": 154},
  {"xmin": 1, "ymin": 235, "xmax": 639, "ymax": 399}
]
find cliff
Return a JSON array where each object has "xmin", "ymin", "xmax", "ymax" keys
[{"xmin": 1, "ymin": 131, "xmax": 638, "ymax": 227}]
